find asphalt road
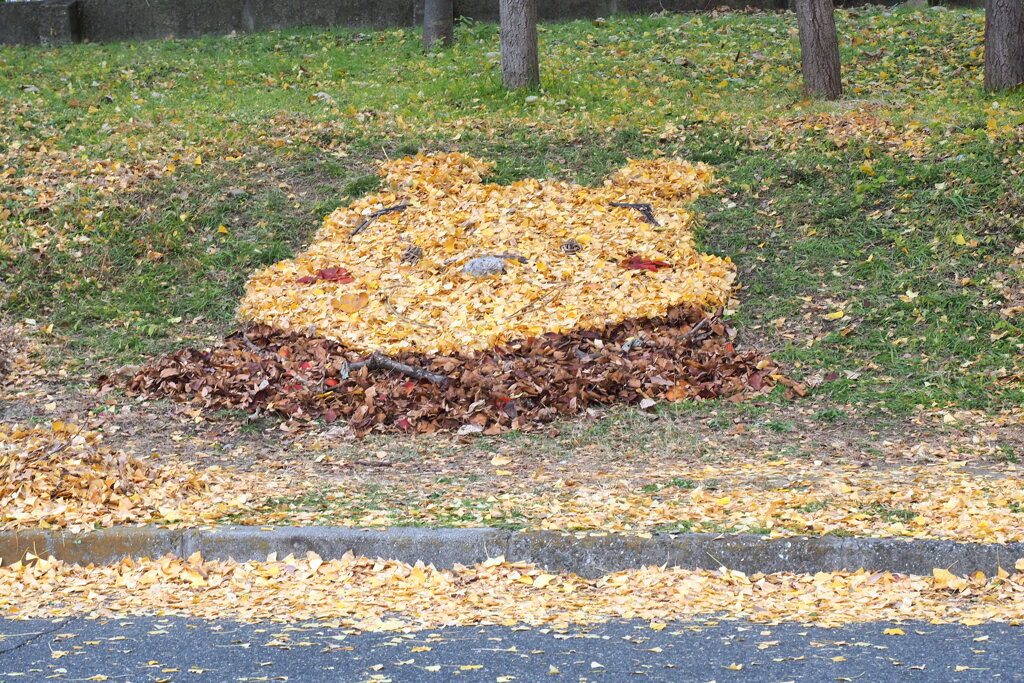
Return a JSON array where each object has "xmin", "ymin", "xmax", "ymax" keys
[{"xmin": 1, "ymin": 616, "xmax": 1021, "ymax": 682}]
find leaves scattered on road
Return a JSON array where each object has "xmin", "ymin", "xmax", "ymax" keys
[{"xmin": 3, "ymin": 552, "xmax": 1023, "ymax": 630}]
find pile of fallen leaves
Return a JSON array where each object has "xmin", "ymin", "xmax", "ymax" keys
[
  {"xmin": 239, "ymin": 153, "xmax": 734, "ymax": 355},
  {"xmin": 4, "ymin": 551, "xmax": 1024, "ymax": 628},
  {"xmin": 0, "ymin": 423, "xmax": 284, "ymax": 531},
  {"xmin": 123, "ymin": 305, "xmax": 788, "ymax": 435}
]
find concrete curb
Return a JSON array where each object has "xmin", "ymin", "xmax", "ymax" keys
[{"xmin": 2, "ymin": 526, "xmax": 1022, "ymax": 579}]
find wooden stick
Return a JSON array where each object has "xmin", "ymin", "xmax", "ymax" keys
[
  {"xmin": 504, "ymin": 283, "xmax": 569, "ymax": 321},
  {"xmin": 354, "ymin": 459, "xmax": 396, "ymax": 468},
  {"xmin": 345, "ymin": 351, "xmax": 450, "ymax": 386},
  {"xmin": 680, "ymin": 317, "xmax": 710, "ymax": 342},
  {"xmin": 385, "ymin": 287, "xmax": 440, "ymax": 330},
  {"xmin": 610, "ymin": 201, "xmax": 660, "ymax": 226},
  {"xmin": 350, "ymin": 203, "xmax": 409, "ymax": 237},
  {"xmin": 681, "ymin": 307, "xmax": 725, "ymax": 344}
]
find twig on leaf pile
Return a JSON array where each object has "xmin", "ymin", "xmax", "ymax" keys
[
  {"xmin": 342, "ymin": 351, "xmax": 450, "ymax": 387},
  {"xmin": 241, "ymin": 335, "xmax": 277, "ymax": 360},
  {"xmin": 353, "ymin": 459, "xmax": 396, "ymax": 468},
  {"xmin": 609, "ymin": 201, "xmax": 660, "ymax": 226},
  {"xmin": 350, "ymin": 203, "xmax": 409, "ymax": 237},
  {"xmin": 503, "ymin": 283, "xmax": 571, "ymax": 321},
  {"xmin": 385, "ymin": 287, "xmax": 440, "ymax": 330},
  {"xmin": 681, "ymin": 307, "xmax": 725, "ymax": 345},
  {"xmin": 680, "ymin": 317, "xmax": 710, "ymax": 342}
]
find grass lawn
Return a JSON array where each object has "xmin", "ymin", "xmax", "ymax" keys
[{"xmin": 2, "ymin": 5, "xmax": 1023, "ymax": 461}]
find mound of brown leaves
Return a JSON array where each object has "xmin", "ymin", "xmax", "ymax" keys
[{"xmin": 121, "ymin": 307, "xmax": 795, "ymax": 436}]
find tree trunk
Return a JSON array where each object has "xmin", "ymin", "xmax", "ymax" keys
[
  {"xmin": 423, "ymin": 0, "xmax": 454, "ymax": 50},
  {"xmin": 984, "ymin": 0, "xmax": 1024, "ymax": 92},
  {"xmin": 795, "ymin": 0, "xmax": 843, "ymax": 100},
  {"xmin": 499, "ymin": 0, "xmax": 540, "ymax": 90}
]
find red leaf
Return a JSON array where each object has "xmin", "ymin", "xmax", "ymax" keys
[
  {"xmin": 323, "ymin": 409, "xmax": 338, "ymax": 423},
  {"xmin": 296, "ymin": 267, "xmax": 354, "ymax": 284},
  {"xmin": 396, "ymin": 417, "xmax": 413, "ymax": 431},
  {"xmin": 317, "ymin": 267, "xmax": 353, "ymax": 283},
  {"xmin": 620, "ymin": 256, "xmax": 672, "ymax": 272},
  {"xmin": 325, "ymin": 378, "xmax": 339, "ymax": 387}
]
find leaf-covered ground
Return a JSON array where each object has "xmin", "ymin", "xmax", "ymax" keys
[
  {"xmin": 1, "ymin": 7, "xmax": 1023, "ymax": 566},
  {"xmin": 3, "ymin": 419, "xmax": 1023, "ymax": 547},
  {"xmin": 2, "ymin": 6, "xmax": 1022, "ymax": 414}
]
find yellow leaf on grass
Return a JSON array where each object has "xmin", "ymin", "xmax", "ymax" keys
[
  {"xmin": 490, "ymin": 456, "xmax": 513, "ymax": 466},
  {"xmin": 824, "ymin": 310, "xmax": 845, "ymax": 320}
]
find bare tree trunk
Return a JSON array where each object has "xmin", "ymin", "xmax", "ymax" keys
[
  {"xmin": 423, "ymin": 0, "xmax": 454, "ymax": 50},
  {"xmin": 499, "ymin": 0, "xmax": 540, "ymax": 90},
  {"xmin": 985, "ymin": 0, "xmax": 1024, "ymax": 92},
  {"xmin": 795, "ymin": 0, "xmax": 843, "ymax": 100}
]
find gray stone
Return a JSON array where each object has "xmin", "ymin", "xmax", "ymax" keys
[
  {"xmin": 506, "ymin": 531, "xmax": 1024, "ymax": 578},
  {"xmin": 0, "ymin": 527, "xmax": 184, "ymax": 565},
  {"xmin": 38, "ymin": 0, "xmax": 81, "ymax": 45},
  {"xmin": 462, "ymin": 256, "xmax": 507, "ymax": 278},
  {"xmin": 181, "ymin": 526, "xmax": 510, "ymax": 568},
  {"xmin": 3, "ymin": 526, "xmax": 1023, "ymax": 579}
]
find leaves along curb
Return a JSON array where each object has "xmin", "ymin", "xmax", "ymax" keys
[{"xmin": 2, "ymin": 526, "xmax": 1021, "ymax": 580}]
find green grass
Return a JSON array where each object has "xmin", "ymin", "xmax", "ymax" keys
[
  {"xmin": 867, "ymin": 503, "xmax": 918, "ymax": 524},
  {"xmin": 795, "ymin": 500, "xmax": 829, "ymax": 514},
  {"xmin": 1, "ymin": 5, "xmax": 1023, "ymax": 423}
]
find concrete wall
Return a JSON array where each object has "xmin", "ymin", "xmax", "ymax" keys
[
  {"xmin": 1, "ymin": 2, "xmax": 47, "ymax": 45},
  {"xmin": 76, "ymin": 0, "xmax": 418, "ymax": 44},
  {"xmin": 1, "ymin": 0, "xmax": 985, "ymax": 47}
]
